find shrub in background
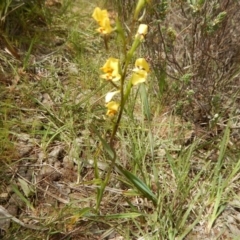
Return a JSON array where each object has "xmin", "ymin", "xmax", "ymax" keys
[
  {"xmin": 0, "ymin": 0, "xmax": 48, "ymax": 57},
  {"xmin": 109, "ymin": 0, "xmax": 240, "ymax": 131}
]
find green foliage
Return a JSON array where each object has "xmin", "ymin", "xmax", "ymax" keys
[
  {"xmin": 117, "ymin": 164, "xmax": 157, "ymax": 205},
  {"xmin": 207, "ymin": 11, "xmax": 227, "ymax": 34},
  {"xmin": 155, "ymin": 0, "xmax": 168, "ymax": 20}
]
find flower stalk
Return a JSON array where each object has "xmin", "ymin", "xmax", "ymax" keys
[{"xmin": 92, "ymin": 6, "xmax": 150, "ymax": 211}]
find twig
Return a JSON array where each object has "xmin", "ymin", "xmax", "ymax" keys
[{"xmin": 0, "ymin": 206, "xmax": 47, "ymax": 231}]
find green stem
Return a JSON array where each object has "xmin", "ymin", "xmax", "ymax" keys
[
  {"xmin": 109, "ymin": 80, "xmax": 119, "ymax": 89},
  {"xmin": 96, "ymin": 36, "xmax": 143, "ymax": 212},
  {"xmin": 104, "ymin": 35, "xmax": 109, "ymax": 51},
  {"xmin": 110, "ymin": 38, "xmax": 141, "ymax": 147},
  {"xmin": 100, "ymin": 66, "xmax": 132, "ymax": 206},
  {"xmin": 109, "ymin": 37, "xmax": 141, "ymax": 145},
  {"xmin": 109, "ymin": 61, "xmax": 130, "ymax": 145}
]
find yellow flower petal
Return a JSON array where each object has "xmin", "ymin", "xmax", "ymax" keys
[
  {"xmin": 92, "ymin": 7, "xmax": 108, "ymax": 24},
  {"xmin": 92, "ymin": 7, "xmax": 113, "ymax": 34},
  {"xmin": 106, "ymin": 101, "xmax": 119, "ymax": 116},
  {"xmin": 138, "ymin": 24, "xmax": 148, "ymax": 35},
  {"xmin": 105, "ymin": 90, "xmax": 120, "ymax": 103},
  {"xmin": 97, "ymin": 17, "xmax": 113, "ymax": 34},
  {"xmin": 101, "ymin": 58, "xmax": 119, "ymax": 73},
  {"xmin": 100, "ymin": 73, "xmax": 121, "ymax": 82},
  {"xmin": 131, "ymin": 69, "xmax": 148, "ymax": 85},
  {"xmin": 135, "ymin": 24, "xmax": 148, "ymax": 40},
  {"xmin": 134, "ymin": 58, "xmax": 150, "ymax": 72},
  {"xmin": 100, "ymin": 71, "xmax": 121, "ymax": 81},
  {"xmin": 100, "ymin": 58, "xmax": 121, "ymax": 82}
]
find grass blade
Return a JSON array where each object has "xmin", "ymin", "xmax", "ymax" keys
[
  {"xmin": 103, "ymin": 212, "xmax": 143, "ymax": 219},
  {"xmin": 90, "ymin": 125, "xmax": 116, "ymax": 160},
  {"xmin": 139, "ymin": 84, "xmax": 151, "ymax": 121},
  {"xmin": 11, "ymin": 184, "xmax": 34, "ymax": 211},
  {"xmin": 116, "ymin": 164, "xmax": 157, "ymax": 205}
]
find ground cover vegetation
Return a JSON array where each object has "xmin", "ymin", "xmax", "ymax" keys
[{"xmin": 0, "ymin": 0, "xmax": 240, "ymax": 239}]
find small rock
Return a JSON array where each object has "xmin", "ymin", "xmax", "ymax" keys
[
  {"xmin": 49, "ymin": 146, "xmax": 63, "ymax": 159},
  {"xmin": 0, "ymin": 193, "xmax": 9, "ymax": 203},
  {"xmin": 63, "ymin": 156, "xmax": 74, "ymax": 169},
  {"xmin": 42, "ymin": 93, "xmax": 54, "ymax": 107},
  {"xmin": 40, "ymin": 164, "xmax": 54, "ymax": 175},
  {"xmin": 54, "ymin": 161, "xmax": 61, "ymax": 169},
  {"xmin": 37, "ymin": 151, "xmax": 46, "ymax": 163},
  {"xmin": 68, "ymin": 63, "xmax": 79, "ymax": 75}
]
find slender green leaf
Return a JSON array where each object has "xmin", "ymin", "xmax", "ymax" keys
[
  {"xmin": 217, "ymin": 124, "xmax": 230, "ymax": 164},
  {"xmin": 76, "ymin": 207, "xmax": 92, "ymax": 217},
  {"xmin": 103, "ymin": 212, "xmax": 143, "ymax": 219},
  {"xmin": 11, "ymin": 184, "xmax": 34, "ymax": 210},
  {"xmin": 207, "ymin": 176, "xmax": 225, "ymax": 232},
  {"xmin": 90, "ymin": 125, "xmax": 115, "ymax": 160},
  {"xmin": 18, "ymin": 178, "xmax": 34, "ymax": 197},
  {"xmin": 116, "ymin": 164, "xmax": 157, "ymax": 204},
  {"xmin": 96, "ymin": 181, "xmax": 105, "ymax": 212},
  {"xmin": 140, "ymin": 84, "xmax": 151, "ymax": 121}
]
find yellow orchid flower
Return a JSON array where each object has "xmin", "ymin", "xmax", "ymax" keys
[
  {"xmin": 92, "ymin": 7, "xmax": 108, "ymax": 24},
  {"xmin": 92, "ymin": 7, "xmax": 113, "ymax": 34},
  {"xmin": 135, "ymin": 24, "xmax": 148, "ymax": 40},
  {"xmin": 131, "ymin": 58, "xmax": 149, "ymax": 85},
  {"xmin": 105, "ymin": 90, "xmax": 120, "ymax": 103},
  {"xmin": 100, "ymin": 58, "xmax": 121, "ymax": 82},
  {"xmin": 106, "ymin": 101, "xmax": 119, "ymax": 117},
  {"xmin": 134, "ymin": 58, "xmax": 150, "ymax": 72},
  {"xmin": 97, "ymin": 17, "xmax": 113, "ymax": 34},
  {"xmin": 131, "ymin": 69, "xmax": 148, "ymax": 85}
]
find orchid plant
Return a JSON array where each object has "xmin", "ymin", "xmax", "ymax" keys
[{"xmin": 92, "ymin": 1, "xmax": 155, "ymax": 210}]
